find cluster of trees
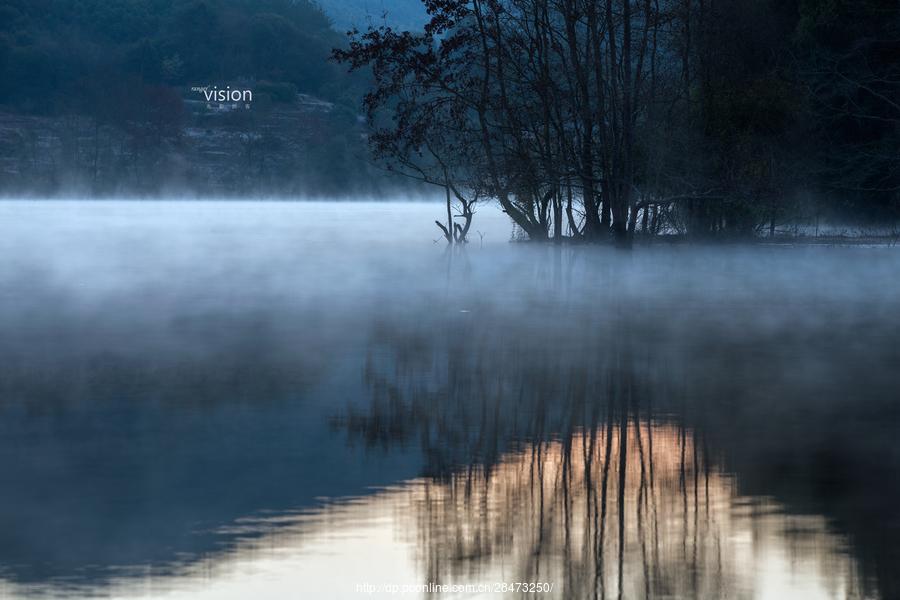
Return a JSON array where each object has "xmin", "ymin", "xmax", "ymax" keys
[{"xmin": 336, "ymin": 0, "xmax": 900, "ymax": 243}]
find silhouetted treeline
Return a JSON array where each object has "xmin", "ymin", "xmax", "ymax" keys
[{"xmin": 336, "ymin": 0, "xmax": 900, "ymax": 242}]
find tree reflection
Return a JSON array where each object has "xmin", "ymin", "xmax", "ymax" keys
[{"xmin": 335, "ymin": 258, "xmax": 894, "ymax": 598}]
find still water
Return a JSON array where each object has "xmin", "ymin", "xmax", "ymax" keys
[{"xmin": 0, "ymin": 201, "xmax": 897, "ymax": 599}]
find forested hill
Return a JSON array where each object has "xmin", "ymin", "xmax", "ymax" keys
[
  {"xmin": 0, "ymin": 0, "xmax": 415, "ymax": 196},
  {"xmin": 0, "ymin": 0, "xmax": 351, "ymax": 111}
]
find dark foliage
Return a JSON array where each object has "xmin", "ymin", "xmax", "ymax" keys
[{"xmin": 336, "ymin": 0, "xmax": 900, "ymax": 241}]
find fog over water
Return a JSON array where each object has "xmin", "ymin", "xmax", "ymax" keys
[{"xmin": 0, "ymin": 200, "xmax": 898, "ymax": 599}]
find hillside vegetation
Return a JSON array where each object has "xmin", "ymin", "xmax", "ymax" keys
[
  {"xmin": 0, "ymin": 0, "xmax": 351, "ymax": 111},
  {"xmin": 0, "ymin": 0, "xmax": 423, "ymax": 195}
]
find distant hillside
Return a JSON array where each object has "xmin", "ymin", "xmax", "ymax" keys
[
  {"xmin": 0, "ymin": 0, "xmax": 423, "ymax": 196},
  {"xmin": 0, "ymin": 0, "xmax": 354, "ymax": 112},
  {"xmin": 315, "ymin": 0, "xmax": 428, "ymax": 33}
]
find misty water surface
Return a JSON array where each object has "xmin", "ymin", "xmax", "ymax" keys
[{"xmin": 0, "ymin": 200, "xmax": 898, "ymax": 599}]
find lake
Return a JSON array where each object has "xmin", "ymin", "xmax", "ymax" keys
[{"xmin": 0, "ymin": 201, "xmax": 897, "ymax": 599}]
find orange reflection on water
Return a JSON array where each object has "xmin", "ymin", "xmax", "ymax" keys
[
  {"xmin": 0, "ymin": 424, "xmax": 869, "ymax": 600},
  {"xmin": 399, "ymin": 422, "xmax": 867, "ymax": 599}
]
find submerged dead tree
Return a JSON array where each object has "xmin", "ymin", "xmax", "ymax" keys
[{"xmin": 333, "ymin": 14, "xmax": 485, "ymax": 244}]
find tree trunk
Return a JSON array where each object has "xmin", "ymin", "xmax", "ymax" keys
[{"xmin": 553, "ymin": 188, "xmax": 563, "ymax": 242}]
